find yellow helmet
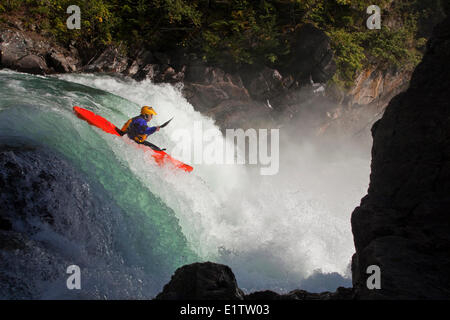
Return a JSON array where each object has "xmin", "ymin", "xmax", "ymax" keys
[{"xmin": 141, "ymin": 106, "xmax": 157, "ymax": 116}]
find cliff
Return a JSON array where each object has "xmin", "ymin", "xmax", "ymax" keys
[{"xmin": 351, "ymin": 7, "xmax": 450, "ymax": 299}]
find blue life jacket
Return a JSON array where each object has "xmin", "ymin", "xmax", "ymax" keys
[{"xmin": 121, "ymin": 115, "xmax": 157, "ymax": 143}]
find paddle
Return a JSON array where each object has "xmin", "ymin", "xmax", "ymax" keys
[
  {"xmin": 149, "ymin": 117, "xmax": 173, "ymax": 151},
  {"xmin": 144, "ymin": 141, "xmax": 166, "ymax": 151},
  {"xmin": 159, "ymin": 117, "xmax": 174, "ymax": 128}
]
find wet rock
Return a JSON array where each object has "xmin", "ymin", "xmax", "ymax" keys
[
  {"xmin": 15, "ymin": 54, "xmax": 47, "ymax": 74},
  {"xmin": 127, "ymin": 49, "xmax": 187, "ymax": 82},
  {"xmin": 0, "ymin": 28, "xmax": 80, "ymax": 74},
  {"xmin": 183, "ymin": 66, "xmax": 250, "ymax": 113},
  {"xmin": 133, "ymin": 64, "xmax": 161, "ymax": 82},
  {"xmin": 0, "ymin": 29, "xmax": 32, "ymax": 69},
  {"xmin": 124, "ymin": 60, "xmax": 141, "ymax": 77},
  {"xmin": 351, "ymin": 13, "xmax": 450, "ymax": 299},
  {"xmin": 46, "ymin": 50, "xmax": 75, "ymax": 73},
  {"xmin": 154, "ymin": 65, "xmax": 185, "ymax": 83},
  {"xmin": 247, "ymin": 67, "xmax": 286, "ymax": 100},
  {"xmin": 124, "ymin": 49, "xmax": 154, "ymax": 77},
  {"xmin": 156, "ymin": 262, "xmax": 245, "ymax": 300},
  {"xmin": 85, "ymin": 46, "xmax": 128, "ymax": 73}
]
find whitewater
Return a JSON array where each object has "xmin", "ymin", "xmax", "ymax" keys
[{"xmin": 0, "ymin": 69, "xmax": 370, "ymax": 298}]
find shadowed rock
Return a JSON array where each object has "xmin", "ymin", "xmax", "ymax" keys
[
  {"xmin": 285, "ymin": 23, "xmax": 336, "ymax": 84},
  {"xmin": 85, "ymin": 46, "xmax": 128, "ymax": 73},
  {"xmin": 0, "ymin": 28, "xmax": 79, "ymax": 74},
  {"xmin": 156, "ymin": 262, "xmax": 245, "ymax": 300}
]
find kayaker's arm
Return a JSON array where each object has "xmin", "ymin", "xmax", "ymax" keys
[{"xmin": 145, "ymin": 126, "xmax": 159, "ymax": 135}]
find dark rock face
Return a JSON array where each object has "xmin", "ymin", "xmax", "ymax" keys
[
  {"xmin": 351, "ymin": 13, "xmax": 450, "ymax": 299},
  {"xmin": 15, "ymin": 54, "xmax": 47, "ymax": 74},
  {"xmin": 246, "ymin": 287, "xmax": 354, "ymax": 300},
  {"xmin": 46, "ymin": 50, "xmax": 75, "ymax": 73},
  {"xmin": 284, "ymin": 23, "xmax": 336, "ymax": 84},
  {"xmin": 246, "ymin": 67, "xmax": 290, "ymax": 101},
  {"xmin": 84, "ymin": 46, "xmax": 128, "ymax": 73},
  {"xmin": 127, "ymin": 49, "xmax": 186, "ymax": 83},
  {"xmin": 182, "ymin": 65, "xmax": 250, "ymax": 111},
  {"xmin": 181, "ymin": 64, "xmax": 278, "ymax": 129},
  {"xmin": 0, "ymin": 28, "xmax": 78, "ymax": 74},
  {"xmin": 156, "ymin": 262, "xmax": 245, "ymax": 300},
  {"xmin": 0, "ymin": 216, "xmax": 12, "ymax": 231},
  {"xmin": 133, "ymin": 63, "xmax": 160, "ymax": 81},
  {"xmin": 0, "ymin": 29, "xmax": 48, "ymax": 74}
]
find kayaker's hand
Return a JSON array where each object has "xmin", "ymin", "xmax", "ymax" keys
[{"xmin": 156, "ymin": 126, "xmax": 160, "ymax": 131}]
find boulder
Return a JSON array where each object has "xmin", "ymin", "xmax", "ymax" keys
[
  {"xmin": 0, "ymin": 29, "xmax": 32, "ymax": 69},
  {"xmin": 154, "ymin": 65, "xmax": 185, "ymax": 83},
  {"xmin": 155, "ymin": 262, "xmax": 245, "ymax": 300},
  {"xmin": 124, "ymin": 49, "xmax": 154, "ymax": 77},
  {"xmin": 16, "ymin": 54, "xmax": 48, "ymax": 74},
  {"xmin": 133, "ymin": 64, "xmax": 161, "ymax": 82},
  {"xmin": 85, "ymin": 46, "xmax": 128, "ymax": 73},
  {"xmin": 183, "ymin": 83, "xmax": 231, "ymax": 112},
  {"xmin": 182, "ymin": 65, "xmax": 250, "ymax": 113},
  {"xmin": 46, "ymin": 50, "xmax": 75, "ymax": 73},
  {"xmin": 0, "ymin": 28, "xmax": 80, "ymax": 74}
]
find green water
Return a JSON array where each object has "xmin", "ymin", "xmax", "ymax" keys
[{"xmin": 0, "ymin": 70, "xmax": 198, "ymax": 297}]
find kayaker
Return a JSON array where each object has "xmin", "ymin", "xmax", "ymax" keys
[{"xmin": 117, "ymin": 106, "xmax": 164, "ymax": 151}]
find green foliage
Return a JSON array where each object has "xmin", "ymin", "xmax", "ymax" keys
[
  {"xmin": 327, "ymin": 29, "xmax": 366, "ymax": 88},
  {"xmin": 201, "ymin": 0, "xmax": 281, "ymax": 68},
  {"xmin": 315, "ymin": 0, "xmax": 441, "ymax": 87},
  {"xmin": 2, "ymin": 0, "xmax": 22, "ymax": 11},
  {"xmin": 0, "ymin": 0, "xmax": 445, "ymax": 89}
]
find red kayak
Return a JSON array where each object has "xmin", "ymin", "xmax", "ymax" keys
[{"xmin": 73, "ymin": 106, "xmax": 193, "ymax": 172}]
